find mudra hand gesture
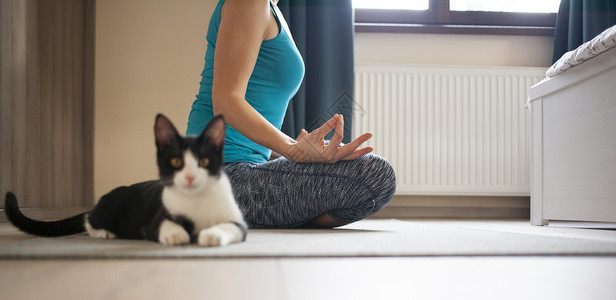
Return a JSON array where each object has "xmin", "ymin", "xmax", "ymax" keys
[{"xmin": 283, "ymin": 114, "xmax": 373, "ymax": 163}]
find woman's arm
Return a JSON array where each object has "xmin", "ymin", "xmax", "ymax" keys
[
  {"xmin": 212, "ymin": 0, "xmax": 371, "ymax": 162},
  {"xmin": 212, "ymin": 0, "xmax": 295, "ymax": 152}
]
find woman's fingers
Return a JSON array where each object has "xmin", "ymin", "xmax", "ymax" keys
[
  {"xmin": 342, "ymin": 146, "xmax": 374, "ymax": 161},
  {"xmin": 316, "ymin": 115, "xmax": 373, "ymax": 162},
  {"xmin": 296, "ymin": 129, "xmax": 308, "ymax": 141},
  {"xmin": 335, "ymin": 132, "xmax": 373, "ymax": 160},
  {"xmin": 346, "ymin": 132, "xmax": 373, "ymax": 149},
  {"xmin": 287, "ymin": 115, "xmax": 372, "ymax": 163},
  {"xmin": 312, "ymin": 114, "xmax": 339, "ymax": 140},
  {"xmin": 324, "ymin": 115, "xmax": 345, "ymax": 159},
  {"xmin": 329, "ymin": 115, "xmax": 344, "ymax": 146}
]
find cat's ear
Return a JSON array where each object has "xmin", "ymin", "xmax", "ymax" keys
[
  {"xmin": 201, "ymin": 115, "xmax": 226, "ymax": 150},
  {"xmin": 154, "ymin": 114, "xmax": 179, "ymax": 148}
]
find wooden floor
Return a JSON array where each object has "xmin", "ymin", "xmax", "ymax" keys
[{"xmin": 1, "ymin": 221, "xmax": 615, "ymax": 300}]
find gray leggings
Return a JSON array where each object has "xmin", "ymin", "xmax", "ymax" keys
[{"xmin": 224, "ymin": 154, "xmax": 396, "ymax": 229}]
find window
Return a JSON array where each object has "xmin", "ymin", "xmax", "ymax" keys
[
  {"xmin": 354, "ymin": 0, "xmax": 559, "ymax": 35},
  {"xmin": 354, "ymin": 0, "xmax": 429, "ymax": 10},
  {"xmin": 450, "ymin": 0, "xmax": 559, "ymax": 13}
]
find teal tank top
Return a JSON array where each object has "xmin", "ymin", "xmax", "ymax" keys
[{"xmin": 186, "ymin": 0, "xmax": 305, "ymax": 163}]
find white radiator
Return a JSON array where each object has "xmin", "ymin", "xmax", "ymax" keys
[{"xmin": 353, "ymin": 64, "xmax": 545, "ymax": 196}]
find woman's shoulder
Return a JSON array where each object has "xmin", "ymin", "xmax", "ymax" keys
[
  {"xmin": 220, "ymin": 0, "xmax": 277, "ymax": 40},
  {"xmin": 221, "ymin": 0, "xmax": 272, "ymax": 23},
  {"xmin": 222, "ymin": 0, "xmax": 271, "ymax": 11}
]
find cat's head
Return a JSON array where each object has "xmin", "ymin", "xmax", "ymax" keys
[{"xmin": 154, "ymin": 114, "xmax": 226, "ymax": 195}]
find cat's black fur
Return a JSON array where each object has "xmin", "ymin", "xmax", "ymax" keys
[{"xmin": 4, "ymin": 114, "xmax": 246, "ymax": 247}]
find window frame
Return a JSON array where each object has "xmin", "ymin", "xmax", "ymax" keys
[{"xmin": 354, "ymin": 0, "xmax": 557, "ymax": 35}]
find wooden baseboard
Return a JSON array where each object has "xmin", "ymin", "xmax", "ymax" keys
[
  {"xmin": 0, "ymin": 207, "xmax": 90, "ymax": 223},
  {"xmin": 1, "ymin": 197, "xmax": 529, "ymax": 223},
  {"xmin": 372, "ymin": 195, "xmax": 530, "ymax": 219}
]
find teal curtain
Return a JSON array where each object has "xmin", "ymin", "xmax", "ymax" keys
[
  {"xmin": 277, "ymin": 0, "xmax": 355, "ymax": 143},
  {"xmin": 553, "ymin": 0, "xmax": 616, "ymax": 63}
]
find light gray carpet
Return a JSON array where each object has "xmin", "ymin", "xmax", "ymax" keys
[{"xmin": 1, "ymin": 219, "xmax": 616, "ymax": 259}]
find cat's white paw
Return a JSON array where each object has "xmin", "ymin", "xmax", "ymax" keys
[
  {"xmin": 85, "ymin": 221, "xmax": 116, "ymax": 239},
  {"xmin": 198, "ymin": 227, "xmax": 232, "ymax": 247},
  {"xmin": 158, "ymin": 220, "xmax": 190, "ymax": 246}
]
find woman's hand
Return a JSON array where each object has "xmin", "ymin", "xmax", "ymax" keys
[{"xmin": 282, "ymin": 114, "xmax": 373, "ymax": 163}]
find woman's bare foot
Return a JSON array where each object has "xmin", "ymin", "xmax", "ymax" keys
[{"xmin": 305, "ymin": 212, "xmax": 349, "ymax": 228}]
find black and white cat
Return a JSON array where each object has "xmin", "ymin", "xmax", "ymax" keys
[{"xmin": 4, "ymin": 114, "xmax": 246, "ymax": 247}]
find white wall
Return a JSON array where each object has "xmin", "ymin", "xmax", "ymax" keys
[
  {"xmin": 355, "ymin": 32, "xmax": 553, "ymax": 67},
  {"xmin": 94, "ymin": 0, "xmax": 554, "ymax": 200},
  {"xmin": 94, "ymin": 0, "xmax": 216, "ymax": 200}
]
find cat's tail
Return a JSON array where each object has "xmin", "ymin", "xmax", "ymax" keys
[{"xmin": 4, "ymin": 192, "xmax": 87, "ymax": 237}]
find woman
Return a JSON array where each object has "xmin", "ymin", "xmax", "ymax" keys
[{"xmin": 187, "ymin": 0, "xmax": 395, "ymax": 228}]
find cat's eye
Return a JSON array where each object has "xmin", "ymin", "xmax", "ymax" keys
[
  {"xmin": 199, "ymin": 158, "xmax": 209, "ymax": 168},
  {"xmin": 170, "ymin": 157, "xmax": 183, "ymax": 168}
]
